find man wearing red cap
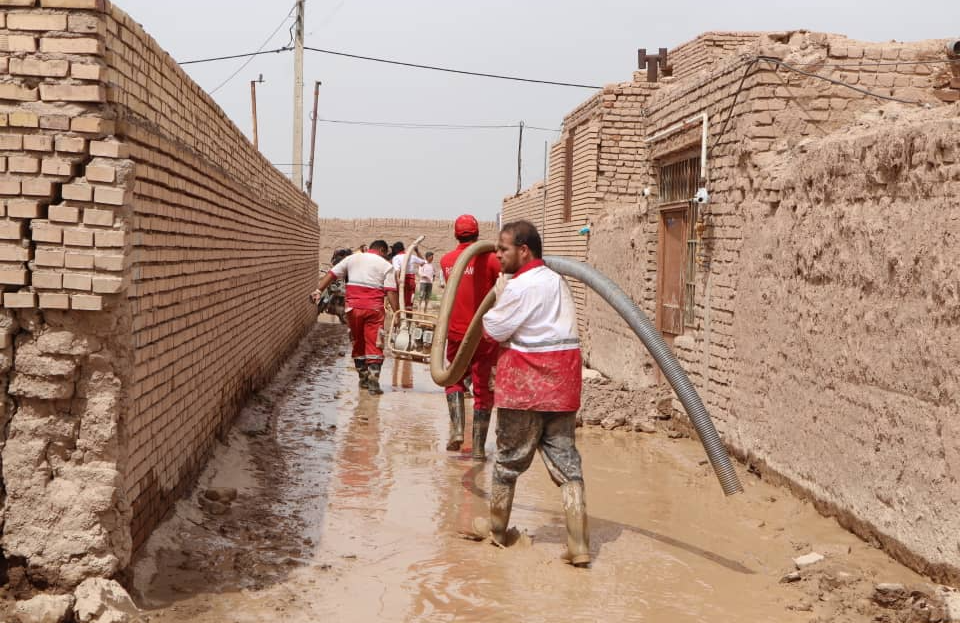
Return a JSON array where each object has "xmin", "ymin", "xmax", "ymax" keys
[{"xmin": 439, "ymin": 214, "xmax": 500, "ymax": 459}]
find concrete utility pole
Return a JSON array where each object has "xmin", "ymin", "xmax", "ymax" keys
[
  {"xmin": 292, "ymin": 0, "xmax": 306, "ymax": 189},
  {"xmin": 250, "ymin": 74, "xmax": 264, "ymax": 150},
  {"xmin": 516, "ymin": 121, "xmax": 524, "ymax": 194},
  {"xmin": 306, "ymin": 80, "xmax": 321, "ymax": 198}
]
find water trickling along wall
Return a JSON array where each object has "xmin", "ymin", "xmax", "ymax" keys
[{"xmin": 0, "ymin": 0, "xmax": 319, "ymax": 587}]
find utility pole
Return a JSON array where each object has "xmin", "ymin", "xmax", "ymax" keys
[
  {"xmin": 292, "ymin": 0, "xmax": 306, "ymax": 190},
  {"xmin": 516, "ymin": 120, "xmax": 524, "ymax": 194},
  {"xmin": 541, "ymin": 140, "xmax": 548, "ymax": 234},
  {"xmin": 306, "ymin": 80, "xmax": 321, "ymax": 198},
  {"xmin": 250, "ymin": 74, "xmax": 264, "ymax": 150}
]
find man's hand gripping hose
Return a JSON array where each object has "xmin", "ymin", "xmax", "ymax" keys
[{"xmin": 430, "ymin": 241, "xmax": 744, "ymax": 496}]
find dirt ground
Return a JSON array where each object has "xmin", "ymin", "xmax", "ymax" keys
[{"xmin": 102, "ymin": 320, "xmax": 955, "ymax": 622}]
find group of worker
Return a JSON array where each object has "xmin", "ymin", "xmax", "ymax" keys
[{"xmin": 310, "ymin": 216, "xmax": 591, "ymax": 568}]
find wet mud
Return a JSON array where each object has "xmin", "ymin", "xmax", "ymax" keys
[{"xmin": 132, "ymin": 320, "xmax": 939, "ymax": 623}]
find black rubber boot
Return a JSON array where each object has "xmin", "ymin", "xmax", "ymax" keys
[
  {"xmin": 471, "ymin": 409, "xmax": 491, "ymax": 461},
  {"xmin": 561, "ymin": 480, "xmax": 590, "ymax": 567},
  {"xmin": 445, "ymin": 392, "xmax": 465, "ymax": 451},
  {"xmin": 472, "ymin": 478, "xmax": 515, "ymax": 545},
  {"xmin": 354, "ymin": 358, "xmax": 368, "ymax": 389},
  {"xmin": 366, "ymin": 362, "xmax": 384, "ymax": 395}
]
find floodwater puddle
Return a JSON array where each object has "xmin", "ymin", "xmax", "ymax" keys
[{"xmin": 135, "ymin": 321, "xmax": 929, "ymax": 623}]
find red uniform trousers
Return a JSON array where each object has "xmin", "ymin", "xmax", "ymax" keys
[
  {"xmin": 402, "ymin": 275, "xmax": 417, "ymax": 308},
  {"xmin": 347, "ymin": 307, "xmax": 385, "ymax": 363},
  {"xmin": 445, "ymin": 334, "xmax": 498, "ymax": 410}
]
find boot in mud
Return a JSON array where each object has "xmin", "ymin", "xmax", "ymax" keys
[
  {"xmin": 445, "ymin": 392, "xmax": 465, "ymax": 451},
  {"xmin": 354, "ymin": 358, "xmax": 369, "ymax": 389},
  {"xmin": 560, "ymin": 480, "xmax": 590, "ymax": 567},
  {"xmin": 471, "ymin": 409, "xmax": 491, "ymax": 461},
  {"xmin": 366, "ymin": 363, "xmax": 384, "ymax": 395},
  {"xmin": 471, "ymin": 478, "xmax": 516, "ymax": 545}
]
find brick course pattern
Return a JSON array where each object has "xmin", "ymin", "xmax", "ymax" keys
[
  {"xmin": 318, "ymin": 217, "xmax": 497, "ymax": 270},
  {"xmin": 0, "ymin": 0, "xmax": 319, "ymax": 586},
  {"xmin": 503, "ymin": 30, "xmax": 960, "ymax": 583}
]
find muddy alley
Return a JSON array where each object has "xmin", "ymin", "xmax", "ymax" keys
[{"xmin": 130, "ymin": 320, "xmax": 939, "ymax": 623}]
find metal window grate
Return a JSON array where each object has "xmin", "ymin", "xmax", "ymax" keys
[
  {"xmin": 658, "ymin": 156, "xmax": 701, "ymax": 204},
  {"xmin": 684, "ymin": 202, "xmax": 699, "ymax": 327}
]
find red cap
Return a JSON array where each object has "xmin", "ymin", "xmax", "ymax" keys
[{"xmin": 454, "ymin": 214, "xmax": 479, "ymax": 237}]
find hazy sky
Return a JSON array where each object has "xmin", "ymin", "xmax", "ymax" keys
[{"xmin": 122, "ymin": 0, "xmax": 949, "ymax": 220}]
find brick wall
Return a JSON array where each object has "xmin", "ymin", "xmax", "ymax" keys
[
  {"xmin": 318, "ymin": 217, "xmax": 497, "ymax": 270},
  {"xmin": 0, "ymin": 0, "xmax": 318, "ymax": 587},
  {"xmin": 504, "ymin": 29, "xmax": 960, "ymax": 582}
]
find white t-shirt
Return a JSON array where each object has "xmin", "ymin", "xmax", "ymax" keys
[
  {"xmin": 419, "ymin": 263, "xmax": 435, "ymax": 283},
  {"xmin": 392, "ymin": 253, "xmax": 426, "ymax": 278}
]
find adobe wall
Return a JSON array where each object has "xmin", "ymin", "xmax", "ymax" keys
[
  {"xmin": 0, "ymin": 0, "xmax": 319, "ymax": 588},
  {"xmin": 730, "ymin": 108, "xmax": 960, "ymax": 583},
  {"xmin": 318, "ymin": 217, "xmax": 497, "ymax": 269},
  {"xmin": 506, "ymin": 29, "xmax": 960, "ymax": 581}
]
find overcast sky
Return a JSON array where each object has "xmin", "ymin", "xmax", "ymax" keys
[{"xmin": 122, "ymin": 0, "xmax": 950, "ymax": 221}]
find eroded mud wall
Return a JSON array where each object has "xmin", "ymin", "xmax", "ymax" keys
[
  {"xmin": 732, "ymin": 110, "xmax": 960, "ymax": 582},
  {"xmin": 0, "ymin": 0, "xmax": 319, "ymax": 586},
  {"xmin": 507, "ymin": 30, "xmax": 960, "ymax": 580}
]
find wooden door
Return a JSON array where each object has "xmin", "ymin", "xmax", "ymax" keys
[{"xmin": 657, "ymin": 206, "xmax": 687, "ymax": 343}]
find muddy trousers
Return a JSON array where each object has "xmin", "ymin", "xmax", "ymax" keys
[{"xmin": 488, "ymin": 409, "xmax": 589, "ymax": 564}]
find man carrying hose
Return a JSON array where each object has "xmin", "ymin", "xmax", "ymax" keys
[
  {"xmin": 390, "ymin": 241, "xmax": 426, "ymax": 310},
  {"xmin": 471, "ymin": 220, "xmax": 590, "ymax": 567},
  {"xmin": 312, "ymin": 239, "xmax": 399, "ymax": 395},
  {"xmin": 439, "ymin": 214, "xmax": 500, "ymax": 459}
]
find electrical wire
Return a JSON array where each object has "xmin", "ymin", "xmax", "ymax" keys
[
  {"xmin": 775, "ymin": 58, "xmax": 960, "ymax": 69},
  {"xmin": 709, "ymin": 52, "xmax": 936, "ymax": 152},
  {"xmin": 757, "ymin": 56, "xmax": 925, "ymax": 105},
  {"xmin": 304, "ymin": 46, "xmax": 602, "ymax": 89},
  {"xmin": 710, "ymin": 57, "xmax": 760, "ymax": 152},
  {"xmin": 207, "ymin": 3, "xmax": 298, "ymax": 95},
  {"xmin": 313, "ymin": 118, "xmax": 560, "ymax": 131},
  {"xmin": 178, "ymin": 47, "xmax": 292, "ymax": 65}
]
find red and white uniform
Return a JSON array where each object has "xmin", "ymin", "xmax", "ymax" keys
[
  {"xmin": 482, "ymin": 260, "xmax": 582, "ymax": 412},
  {"xmin": 333, "ymin": 250, "xmax": 397, "ymax": 311},
  {"xmin": 393, "ymin": 253, "xmax": 425, "ymax": 308},
  {"xmin": 331, "ymin": 251, "xmax": 397, "ymax": 363},
  {"xmin": 441, "ymin": 242, "xmax": 501, "ymax": 410}
]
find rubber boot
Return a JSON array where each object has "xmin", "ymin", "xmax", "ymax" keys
[
  {"xmin": 354, "ymin": 358, "xmax": 368, "ymax": 389},
  {"xmin": 366, "ymin": 363, "xmax": 384, "ymax": 395},
  {"xmin": 445, "ymin": 392, "xmax": 465, "ymax": 451},
  {"xmin": 471, "ymin": 478, "xmax": 515, "ymax": 545},
  {"xmin": 560, "ymin": 480, "xmax": 590, "ymax": 567},
  {"xmin": 471, "ymin": 409, "xmax": 491, "ymax": 461}
]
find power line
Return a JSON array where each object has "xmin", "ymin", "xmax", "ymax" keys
[
  {"xmin": 178, "ymin": 47, "xmax": 292, "ymax": 66},
  {"xmin": 778, "ymin": 58, "xmax": 960, "ymax": 69},
  {"xmin": 757, "ymin": 56, "xmax": 925, "ymax": 105},
  {"xmin": 313, "ymin": 118, "xmax": 560, "ymax": 131},
  {"xmin": 208, "ymin": 3, "xmax": 298, "ymax": 95},
  {"xmin": 304, "ymin": 46, "xmax": 602, "ymax": 89}
]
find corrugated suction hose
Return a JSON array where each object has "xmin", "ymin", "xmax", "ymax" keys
[{"xmin": 431, "ymin": 241, "xmax": 744, "ymax": 496}]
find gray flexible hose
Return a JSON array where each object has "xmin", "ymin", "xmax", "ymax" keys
[
  {"xmin": 544, "ymin": 256, "xmax": 743, "ymax": 496},
  {"xmin": 430, "ymin": 242, "xmax": 743, "ymax": 496}
]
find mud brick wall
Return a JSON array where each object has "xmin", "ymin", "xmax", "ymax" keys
[
  {"xmin": 318, "ymin": 217, "xmax": 496, "ymax": 270},
  {"xmin": 730, "ymin": 109, "xmax": 960, "ymax": 584},
  {"xmin": 0, "ymin": 0, "xmax": 319, "ymax": 588},
  {"xmin": 505, "ymin": 30, "xmax": 959, "ymax": 581}
]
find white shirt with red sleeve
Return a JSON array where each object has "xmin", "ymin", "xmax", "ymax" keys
[
  {"xmin": 482, "ymin": 260, "xmax": 582, "ymax": 412},
  {"xmin": 331, "ymin": 250, "xmax": 397, "ymax": 311}
]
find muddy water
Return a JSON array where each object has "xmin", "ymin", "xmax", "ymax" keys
[{"xmin": 137, "ymin": 321, "xmax": 926, "ymax": 623}]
